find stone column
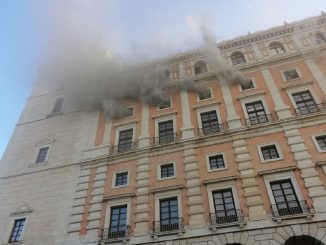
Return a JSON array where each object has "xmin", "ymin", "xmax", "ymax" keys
[
  {"xmin": 261, "ymin": 68, "xmax": 292, "ymax": 119},
  {"xmin": 134, "ymin": 157, "xmax": 150, "ymax": 234},
  {"xmin": 304, "ymin": 58, "xmax": 326, "ymax": 99},
  {"xmin": 87, "ymin": 111, "xmax": 101, "ymax": 147},
  {"xmin": 233, "ymin": 139, "xmax": 267, "ymax": 219},
  {"xmin": 138, "ymin": 103, "xmax": 151, "ymax": 147},
  {"xmin": 184, "ymin": 147, "xmax": 205, "ymax": 227},
  {"xmin": 180, "ymin": 90, "xmax": 195, "ymax": 139},
  {"xmin": 220, "ymin": 78, "xmax": 242, "ymax": 129},
  {"xmin": 283, "ymin": 124, "xmax": 326, "ymax": 212}
]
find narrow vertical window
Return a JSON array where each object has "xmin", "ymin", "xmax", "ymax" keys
[
  {"xmin": 9, "ymin": 218, "xmax": 26, "ymax": 243},
  {"xmin": 158, "ymin": 120, "xmax": 174, "ymax": 144},
  {"xmin": 108, "ymin": 205, "xmax": 127, "ymax": 239},
  {"xmin": 245, "ymin": 101, "xmax": 268, "ymax": 125},
  {"xmin": 159, "ymin": 197, "xmax": 179, "ymax": 232},
  {"xmin": 36, "ymin": 146, "xmax": 49, "ymax": 163},
  {"xmin": 160, "ymin": 163, "xmax": 175, "ymax": 179},
  {"xmin": 117, "ymin": 129, "xmax": 133, "ymax": 152},
  {"xmin": 115, "ymin": 172, "xmax": 128, "ymax": 187},
  {"xmin": 212, "ymin": 189, "xmax": 237, "ymax": 224},
  {"xmin": 52, "ymin": 98, "xmax": 64, "ymax": 113},
  {"xmin": 292, "ymin": 91, "xmax": 319, "ymax": 115},
  {"xmin": 200, "ymin": 111, "xmax": 220, "ymax": 135}
]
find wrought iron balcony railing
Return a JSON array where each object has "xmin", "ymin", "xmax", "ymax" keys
[
  {"xmin": 295, "ymin": 103, "xmax": 325, "ymax": 116},
  {"xmin": 153, "ymin": 217, "xmax": 184, "ymax": 233},
  {"xmin": 246, "ymin": 114, "xmax": 273, "ymax": 126},
  {"xmin": 198, "ymin": 124, "xmax": 226, "ymax": 136},
  {"xmin": 111, "ymin": 142, "xmax": 137, "ymax": 154},
  {"xmin": 153, "ymin": 133, "xmax": 178, "ymax": 145},
  {"xmin": 271, "ymin": 200, "xmax": 310, "ymax": 217},
  {"xmin": 99, "ymin": 225, "xmax": 130, "ymax": 241},
  {"xmin": 210, "ymin": 209, "xmax": 244, "ymax": 226}
]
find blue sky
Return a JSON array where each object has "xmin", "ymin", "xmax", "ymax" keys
[{"xmin": 0, "ymin": 0, "xmax": 325, "ymax": 159}]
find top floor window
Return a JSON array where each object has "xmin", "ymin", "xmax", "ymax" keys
[
  {"xmin": 194, "ymin": 61, "xmax": 207, "ymax": 74},
  {"xmin": 283, "ymin": 69, "xmax": 300, "ymax": 81},
  {"xmin": 269, "ymin": 42, "xmax": 286, "ymax": 55},
  {"xmin": 159, "ymin": 98, "xmax": 171, "ymax": 110},
  {"xmin": 198, "ymin": 89, "xmax": 212, "ymax": 100},
  {"xmin": 123, "ymin": 107, "xmax": 134, "ymax": 117},
  {"xmin": 52, "ymin": 98, "xmax": 64, "ymax": 113},
  {"xmin": 240, "ymin": 79, "xmax": 255, "ymax": 91},
  {"xmin": 316, "ymin": 32, "xmax": 326, "ymax": 44},
  {"xmin": 231, "ymin": 52, "xmax": 246, "ymax": 65}
]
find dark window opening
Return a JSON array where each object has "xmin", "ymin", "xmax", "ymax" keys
[
  {"xmin": 123, "ymin": 107, "xmax": 133, "ymax": 117},
  {"xmin": 198, "ymin": 89, "xmax": 212, "ymax": 100},
  {"xmin": 159, "ymin": 197, "xmax": 179, "ymax": 232},
  {"xmin": 194, "ymin": 61, "xmax": 207, "ymax": 74},
  {"xmin": 200, "ymin": 110, "xmax": 220, "ymax": 134},
  {"xmin": 231, "ymin": 52, "xmax": 246, "ymax": 65},
  {"xmin": 115, "ymin": 172, "xmax": 128, "ymax": 186},
  {"xmin": 159, "ymin": 99, "xmax": 171, "ymax": 109},
  {"xmin": 160, "ymin": 163, "xmax": 174, "ymax": 178},
  {"xmin": 269, "ymin": 42, "xmax": 286, "ymax": 54},
  {"xmin": 52, "ymin": 98, "xmax": 64, "ymax": 113},
  {"xmin": 283, "ymin": 69, "xmax": 300, "ymax": 81},
  {"xmin": 315, "ymin": 135, "xmax": 326, "ymax": 151},
  {"xmin": 208, "ymin": 154, "xmax": 225, "ymax": 170},
  {"xmin": 261, "ymin": 145, "xmax": 280, "ymax": 160},
  {"xmin": 118, "ymin": 129, "xmax": 133, "ymax": 152},
  {"xmin": 9, "ymin": 218, "xmax": 26, "ymax": 243},
  {"xmin": 158, "ymin": 120, "xmax": 174, "ymax": 144},
  {"xmin": 240, "ymin": 80, "xmax": 255, "ymax": 91},
  {"xmin": 107, "ymin": 205, "xmax": 127, "ymax": 239},
  {"xmin": 36, "ymin": 146, "xmax": 49, "ymax": 163}
]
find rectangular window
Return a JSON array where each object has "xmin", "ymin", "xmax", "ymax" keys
[
  {"xmin": 115, "ymin": 172, "xmax": 128, "ymax": 186},
  {"xmin": 9, "ymin": 218, "xmax": 26, "ymax": 243},
  {"xmin": 270, "ymin": 180, "xmax": 302, "ymax": 216},
  {"xmin": 240, "ymin": 80, "xmax": 255, "ymax": 91},
  {"xmin": 160, "ymin": 163, "xmax": 175, "ymax": 179},
  {"xmin": 118, "ymin": 129, "xmax": 133, "ymax": 152},
  {"xmin": 315, "ymin": 135, "xmax": 326, "ymax": 151},
  {"xmin": 245, "ymin": 101, "xmax": 268, "ymax": 125},
  {"xmin": 52, "ymin": 98, "xmax": 64, "ymax": 113},
  {"xmin": 159, "ymin": 197, "xmax": 179, "ymax": 232},
  {"xmin": 198, "ymin": 89, "xmax": 212, "ymax": 100},
  {"xmin": 159, "ymin": 99, "xmax": 171, "ymax": 110},
  {"xmin": 108, "ymin": 205, "xmax": 127, "ymax": 239},
  {"xmin": 36, "ymin": 146, "xmax": 49, "ymax": 163},
  {"xmin": 123, "ymin": 107, "xmax": 134, "ymax": 117},
  {"xmin": 261, "ymin": 145, "xmax": 280, "ymax": 161},
  {"xmin": 208, "ymin": 154, "xmax": 225, "ymax": 170},
  {"xmin": 200, "ymin": 111, "xmax": 220, "ymax": 134},
  {"xmin": 283, "ymin": 69, "xmax": 300, "ymax": 81},
  {"xmin": 212, "ymin": 189, "xmax": 238, "ymax": 224},
  {"xmin": 292, "ymin": 91, "xmax": 318, "ymax": 115},
  {"xmin": 158, "ymin": 120, "xmax": 174, "ymax": 144}
]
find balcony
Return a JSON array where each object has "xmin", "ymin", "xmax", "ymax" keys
[
  {"xmin": 198, "ymin": 124, "xmax": 226, "ymax": 136},
  {"xmin": 210, "ymin": 209, "xmax": 244, "ymax": 228},
  {"xmin": 153, "ymin": 133, "xmax": 178, "ymax": 145},
  {"xmin": 246, "ymin": 114, "xmax": 273, "ymax": 127},
  {"xmin": 153, "ymin": 217, "xmax": 184, "ymax": 234},
  {"xmin": 271, "ymin": 200, "xmax": 313, "ymax": 222},
  {"xmin": 99, "ymin": 226, "xmax": 130, "ymax": 242},
  {"xmin": 295, "ymin": 103, "xmax": 325, "ymax": 116},
  {"xmin": 110, "ymin": 142, "xmax": 137, "ymax": 154}
]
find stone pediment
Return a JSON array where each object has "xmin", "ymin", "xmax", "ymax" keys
[
  {"xmin": 11, "ymin": 201, "xmax": 33, "ymax": 216},
  {"xmin": 35, "ymin": 134, "xmax": 56, "ymax": 147}
]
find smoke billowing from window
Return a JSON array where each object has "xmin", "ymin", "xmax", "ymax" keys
[{"xmin": 39, "ymin": 0, "xmax": 249, "ymax": 118}]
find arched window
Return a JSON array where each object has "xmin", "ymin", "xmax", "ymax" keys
[
  {"xmin": 285, "ymin": 235, "xmax": 325, "ymax": 245},
  {"xmin": 269, "ymin": 41, "xmax": 286, "ymax": 54},
  {"xmin": 194, "ymin": 61, "xmax": 207, "ymax": 74},
  {"xmin": 231, "ymin": 52, "xmax": 246, "ymax": 65},
  {"xmin": 316, "ymin": 32, "xmax": 326, "ymax": 44}
]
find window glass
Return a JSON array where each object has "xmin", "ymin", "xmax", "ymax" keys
[
  {"xmin": 160, "ymin": 163, "xmax": 174, "ymax": 178},
  {"xmin": 315, "ymin": 135, "xmax": 326, "ymax": 151},
  {"xmin": 9, "ymin": 218, "xmax": 26, "ymax": 243},
  {"xmin": 198, "ymin": 89, "xmax": 212, "ymax": 100},
  {"xmin": 115, "ymin": 172, "xmax": 128, "ymax": 186},
  {"xmin": 158, "ymin": 120, "xmax": 174, "ymax": 144},
  {"xmin": 261, "ymin": 145, "xmax": 280, "ymax": 160},
  {"xmin": 283, "ymin": 69, "xmax": 299, "ymax": 81},
  {"xmin": 240, "ymin": 80, "xmax": 255, "ymax": 91},
  {"xmin": 208, "ymin": 154, "xmax": 225, "ymax": 170},
  {"xmin": 52, "ymin": 98, "xmax": 64, "ymax": 113},
  {"xmin": 36, "ymin": 147, "xmax": 49, "ymax": 163}
]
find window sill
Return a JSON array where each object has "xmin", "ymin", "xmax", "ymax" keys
[
  {"xmin": 207, "ymin": 167, "xmax": 228, "ymax": 173},
  {"xmin": 28, "ymin": 161, "xmax": 48, "ymax": 168},
  {"xmin": 46, "ymin": 112, "xmax": 63, "ymax": 118},
  {"xmin": 158, "ymin": 176, "xmax": 176, "ymax": 181},
  {"xmin": 210, "ymin": 220, "xmax": 246, "ymax": 230},
  {"xmin": 260, "ymin": 158, "xmax": 284, "ymax": 164},
  {"xmin": 152, "ymin": 228, "xmax": 185, "ymax": 238},
  {"xmin": 272, "ymin": 212, "xmax": 314, "ymax": 224},
  {"xmin": 111, "ymin": 184, "xmax": 129, "ymax": 189}
]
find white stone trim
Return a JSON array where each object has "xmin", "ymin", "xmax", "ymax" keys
[
  {"xmin": 157, "ymin": 97, "xmax": 173, "ymax": 110},
  {"xmin": 157, "ymin": 161, "xmax": 177, "ymax": 180},
  {"xmin": 206, "ymin": 180, "xmax": 240, "ymax": 214},
  {"xmin": 154, "ymin": 114, "xmax": 176, "ymax": 139},
  {"xmin": 32, "ymin": 144, "xmax": 53, "ymax": 165},
  {"xmin": 196, "ymin": 105, "xmax": 222, "ymax": 130},
  {"xmin": 239, "ymin": 78, "xmax": 256, "ymax": 92},
  {"xmin": 311, "ymin": 132, "xmax": 326, "ymax": 153},
  {"xmin": 112, "ymin": 169, "xmax": 130, "ymax": 189},
  {"xmin": 104, "ymin": 198, "xmax": 131, "ymax": 229},
  {"xmin": 286, "ymin": 86, "xmax": 321, "ymax": 109},
  {"xmin": 205, "ymin": 152, "xmax": 228, "ymax": 172},
  {"xmin": 257, "ymin": 141, "xmax": 284, "ymax": 163},
  {"xmin": 197, "ymin": 87, "xmax": 213, "ymax": 101},
  {"xmin": 154, "ymin": 190, "xmax": 182, "ymax": 222},
  {"xmin": 280, "ymin": 67, "xmax": 302, "ymax": 82},
  {"xmin": 114, "ymin": 123, "xmax": 137, "ymax": 146},
  {"xmin": 263, "ymin": 170, "xmax": 304, "ymax": 205},
  {"xmin": 4, "ymin": 215, "xmax": 30, "ymax": 244},
  {"xmin": 240, "ymin": 95, "xmax": 270, "ymax": 119}
]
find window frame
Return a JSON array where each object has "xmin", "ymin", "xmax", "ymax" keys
[
  {"xmin": 154, "ymin": 190, "xmax": 182, "ymax": 223},
  {"xmin": 114, "ymin": 123, "xmax": 136, "ymax": 147},
  {"xmin": 205, "ymin": 152, "xmax": 228, "ymax": 172},
  {"xmin": 154, "ymin": 114, "xmax": 176, "ymax": 141},
  {"xmin": 257, "ymin": 142, "xmax": 283, "ymax": 163},
  {"xmin": 230, "ymin": 51, "xmax": 246, "ymax": 65},
  {"xmin": 104, "ymin": 198, "xmax": 131, "ymax": 232},
  {"xmin": 51, "ymin": 97, "xmax": 64, "ymax": 114},
  {"xmin": 112, "ymin": 170, "xmax": 130, "ymax": 189},
  {"xmin": 239, "ymin": 79, "xmax": 256, "ymax": 92},
  {"xmin": 240, "ymin": 95, "xmax": 271, "ymax": 124},
  {"xmin": 287, "ymin": 87, "xmax": 321, "ymax": 112},
  {"xmin": 157, "ymin": 161, "xmax": 176, "ymax": 180},
  {"xmin": 281, "ymin": 68, "xmax": 302, "ymax": 82},
  {"xmin": 123, "ymin": 106, "xmax": 135, "ymax": 118},
  {"xmin": 197, "ymin": 87, "xmax": 213, "ymax": 101},
  {"xmin": 5, "ymin": 215, "xmax": 29, "ymax": 244},
  {"xmin": 312, "ymin": 133, "xmax": 326, "ymax": 153},
  {"xmin": 196, "ymin": 105, "xmax": 222, "ymax": 132},
  {"xmin": 193, "ymin": 60, "xmax": 208, "ymax": 75},
  {"xmin": 157, "ymin": 97, "xmax": 172, "ymax": 110},
  {"xmin": 33, "ymin": 145, "xmax": 51, "ymax": 165},
  {"xmin": 269, "ymin": 41, "xmax": 286, "ymax": 55},
  {"xmin": 263, "ymin": 171, "xmax": 304, "ymax": 206}
]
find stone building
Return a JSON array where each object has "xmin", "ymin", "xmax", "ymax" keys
[{"xmin": 1, "ymin": 12, "xmax": 326, "ymax": 245}]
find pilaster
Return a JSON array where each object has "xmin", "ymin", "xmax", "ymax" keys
[
  {"xmin": 180, "ymin": 90, "xmax": 195, "ymax": 139},
  {"xmin": 304, "ymin": 58, "xmax": 326, "ymax": 99},
  {"xmin": 138, "ymin": 103, "xmax": 151, "ymax": 147}
]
